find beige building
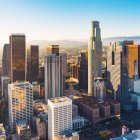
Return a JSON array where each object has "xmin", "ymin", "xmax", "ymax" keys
[{"xmin": 8, "ymin": 82, "xmax": 33, "ymax": 132}]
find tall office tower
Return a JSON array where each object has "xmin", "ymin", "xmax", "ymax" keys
[
  {"xmin": 8, "ymin": 82, "xmax": 33, "ymax": 132},
  {"xmin": 47, "ymin": 45, "xmax": 59, "ymax": 56},
  {"xmin": 121, "ymin": 41, "xmax": 140, "ymax": 106},
  {"xmin": 27, "ymin": 45, "xmax": 39, "ymax": 82},
  {"xmin": 45, "ymin": 54, "xmax": 63, "ymax": 101},
  {"xmin": 88, "ymin": 21, "xmax": 102, "ymax": 96},
  {"xmin": 9, "ymin": 34, "xmax": 26, "ymax": 82},
  {"xmin": 107, "ymin": 42, "xmax": 122, "ymax": 101},
  {"xmin": 72, "ymin": 64, "xmax": 80, "ymax": 80},
  {"xmin": 1, "ymin": 76, "xmax": 10, "ymax": 102},
  {"xmin": 79, "ymin": 49, "xmax": 88, "ymax": 91},
  {"xmin": 2, "ymin": 44, "xmax": 10, "ymax": 77},
  {"xmin": 48, "ymin": 96, "xmax": 72, "ymax": 140},
  {"xmin": 59, "ymin": 52, "xmax": 67, "ymax": 75}
]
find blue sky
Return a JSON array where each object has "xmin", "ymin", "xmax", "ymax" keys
[{"xmin": 0, "ymin": 0, "xmax": 140, "ymax": 42}]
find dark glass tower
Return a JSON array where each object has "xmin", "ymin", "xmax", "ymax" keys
[
  {"xmin": 27, "ymin": 45, "xmax": 39, "ymax": 82},
  {"xmin": 2, "ymin": 44, "xmax": 10, "ymax": 77},
  {"xmin": 79, "ymin": 49, "xmax": 88, "ymax": 91},
  {"xmin": 9, "ymin": 34, "xmax": 26, "ymax": 82}
]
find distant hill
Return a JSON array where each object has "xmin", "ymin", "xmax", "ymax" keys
[
  {"xmin": 102, "ymin": 36, "xmax": 140, "ymax": 45},
  {"xmin": 27, "ymin": 40, "xmax": 88, "ymax": 49}
]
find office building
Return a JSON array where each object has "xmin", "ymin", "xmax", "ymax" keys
[
  {"xmin": 8, "ymin": 82, "xmax": 33, "ymax": 132},
  {"xmin": 48, "ymin": 97, "xmax": 72, "ymax": 140},
  {"xmin": 9, "ymin": 34, "xmax": 26, "ymax": 82},
  {"xmin": 16, "ymin": 120, "xmax": 31, "ymax": 140},
  {"xmin": 60, "ymin": 52, "xmax": 67, "ymax": 75},
  {"xmin": 72, "ymin": 64, "xmax": 79, "ymax": 81},
  {"xmin": 94, "ymin": 77, "xmax": 106, "ymax": 102},
  {"xmin": 27, "ymin": 45, "xmax": 39, "ymax": 82},
  {"xmin": 47, "ymin": 45, "xmax": 59, "ymax": 56},
  {"xmin": 2, "ymin": 44, "xmax": 10, "ymax": 77},
  {"xmin": 107, "ymin": 42, "xmax": 122, "ymax": 100},
  {"xmin": 35, "ymin": 112, "xmax": 48, "ymax": 139},
  {"xmin": 0, "ymin": 123, "xmax": 6, "ymax": 140},
  {"xmin": 88, "ymin": 21, "xmax": 102, "ymax": 96},
  {"xmin": 45, "ymin": 54, "xmax": 63, "ymax": 101},
  {"xmin": 78, "ymin": 49, "xmax": 88, "ymax": 91},
  {"xmin": 1, "ymin": 76, "xmax": 10, "ymax": 102},
  {"xmin": 121, "ymin": 41, "xmax": 139, "ymax": 106}
]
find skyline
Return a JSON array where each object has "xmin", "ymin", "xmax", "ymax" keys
[{"xmin": 0, "ymin": 0, "xmax": 140, "ymax": 43}]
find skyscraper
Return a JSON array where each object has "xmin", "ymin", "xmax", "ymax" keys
[
  {"xmin": 59, "ymin": 52, "xmax": 67, "ymax": 75},
  {"xmin": 121, "ymin": 41, "xmax": 139, "ymax": 106},
  {"xmin": 8, "ymin": 82, "xmax": 33, "ymax": 132},
  {"xmin": 9, "ymin": 34, "xmax": 26, "ymax": 82},
  {"xmin": 2, "ymin": 44, "xmax": 10, "ymax": 77},
  {"xmin": 45, "ymin": 54, "xmax": 63, "ymax": 102},
  {"xmin": 88, "ymin": 21, "xmax": 102, "ymax": 96},
  {"xmin": 48, "ymin": 96, "xmax": 72, "ymax": 140},
  {"xmin": 1, "ymin": 76, "xmax": 10, "ymax": 102},
  {"xmin": 107, "ymin": 42, "xmax": 122, "ymax": 100},
  {"xmin": 47, "ymin": 45, "xmax": 59, "ymax": 56},
  {"xmin": 79, "ymin": 49, "xmax": 88, "ymax": 91},
  {"xmin": 27, "ymin": 45, "xmax": 39, "ymax": 82}
]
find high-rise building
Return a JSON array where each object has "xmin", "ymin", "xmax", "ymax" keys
[
  {"xmin": 47, "ymin": 45, "xmax": 59, "ymax": 56},
  {"xmin": 1, "ymin": 76, "xmax": 10, "ymax": 102},
  {"xmin": 27, "ymin": 45, "xmax": 39, "ymax": 82},
  {"xmin": 2, "ymin": 44, "xmax": 10, "ymax": 77},
  {"xmin": 9, "ymin": 34, "xmax": 26, "ymax": 82},
  {"xmin": 48, "ymin": 96, "xmax": 72, "ymax": 140},
  {"xmin": 8, "ymin": 82, "xmax": 33, "ymax": 132},
  {"xmin": 45, "ymin": 54, "xmax": 63, "ymax": 101},
  {"xmin": 79, "ymin": 49, "xmax": 88, "ymax": 91},
  {"xmin": 59, "ymin": 52, "xmax": 67, "ymax": 75},
  {"xmin": 121, "ymin": 41, "xmax": 139, "ymax": 106},
  {"xmin": 107, "ymin": 42, "xmax": 122, "ymax": 100},
  {"xmin": 88, "ymin": 21, "xmax": 102, "ymax": 96}
]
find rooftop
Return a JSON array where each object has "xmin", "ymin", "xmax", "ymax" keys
[{"xmin": 49, "ymin": 96, "xmax": 71, "ymax": 104}]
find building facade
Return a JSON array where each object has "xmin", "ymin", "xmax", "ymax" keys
[
  {"xmin": 88, "ymin": 21, "xmax": 102, "ymax": 96},
  {"xmin": 48, "ymin": 97, "xmax": 72, "ymax": 140},
  {"xmin": 78, "ymin": 49, "xmax": 88, "ymax": 91},
  {"xmin": 2, "ymin": 44, "xmax": 10, "ymax": 77},
  {"xmin": 9, "ymin": 34, "xmax": 26, "ymax": 82},
  {"xmin": 8, "ymin": 82, "xmax": 33, "ymax": 132},
  {"xmin": 1, "ymin": 76, "xmax": 10, "ymax": 102},
  {"xmin": 45, "ymin": 54, "xmax": 63, "ymax": 101},
  {"xmin": 107, "ymin": 42, "xmax": 122, "ymax": 101},
  {"xmin": 27, "ymin": 45, "xmax": 39, "ymax": 82},
  {"xmin": 47, "ymin": 45, "xmax": 59, "ymax": 56}
]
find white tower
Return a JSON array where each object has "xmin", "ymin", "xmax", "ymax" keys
[
  {"xmin": 88, "ymin": 21, "xmax": 102, "ymax": 96},
  {"xmin": 48, "ymin": 96, "xmax": 72, "ymax": 140}
]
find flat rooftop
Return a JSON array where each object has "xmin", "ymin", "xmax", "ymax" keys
[{"xmin": 49, "ymin": 96, "xmax": 71, "ymax": 104}]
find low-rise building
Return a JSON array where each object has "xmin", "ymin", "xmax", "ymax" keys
[
  {"xmin": 16, "ymin": 120, "xmax": 31, "ymax": 140},
  {"xmin": 35, "ymin": 112, "xmax": 48, "ymax": 139},
  {"xmin": 55, "ymin": 132, "xmax": 79, "ymax": 140},
  {"xmin": 73, "ymin": 116, "xmax": 84, "ymax": 130},
  {"xmin": 0, "ymin": 123, "xmax": 6, "ymax": 140}
]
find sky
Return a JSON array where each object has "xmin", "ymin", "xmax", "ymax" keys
[{"xmin": 0, "ymin": 0, "xmax": 140, "ymax": 43}]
